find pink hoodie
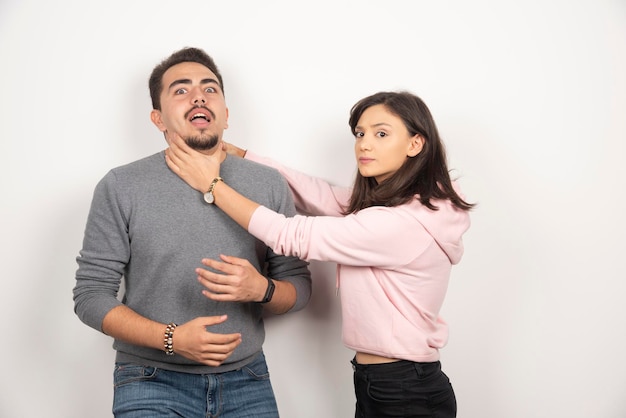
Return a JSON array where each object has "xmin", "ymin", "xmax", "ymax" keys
[{"xmin": 246, "ymin": 152, "xmax": 471, "ymax": 362}]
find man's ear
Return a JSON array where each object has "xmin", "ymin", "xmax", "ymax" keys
[
  {"xmin": 407, "ymin": 134, "xmax": 425, "ymax": 157},
  {"xmin": 150, "ymin": 109, "xmax": 166, "ymax": 132},
  {"xmin": 224, "ymin": 107, "xmax": 229, "ymax": 130}
]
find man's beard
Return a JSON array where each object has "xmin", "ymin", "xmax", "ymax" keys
[{"xmin": 184, "ymin": 133, "xmax": 219, "ymax": 151}]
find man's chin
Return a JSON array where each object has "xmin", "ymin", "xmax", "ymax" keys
[{"xmin": 185, "ymin": 136, "xmax": 219, "ymax": 151}]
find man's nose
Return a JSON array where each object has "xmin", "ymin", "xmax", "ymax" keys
[{"xmin": 192, "ymin": 88, "xmax": 206, "ymax": 105}]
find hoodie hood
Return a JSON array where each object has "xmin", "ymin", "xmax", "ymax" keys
[{"xmin": 411, "ymin": 182, "xmax": 471, "ymax": 265}]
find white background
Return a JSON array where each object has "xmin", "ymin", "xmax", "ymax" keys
[{"xmin": 1, "ymin": 1, "xmax": 625, "ymax": 417}]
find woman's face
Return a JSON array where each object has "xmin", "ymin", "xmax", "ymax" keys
[{"xmin": 353, "ymin": 104, "xmax": 424, "ymax": 183}]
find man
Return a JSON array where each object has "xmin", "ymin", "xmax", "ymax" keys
[{"xmin": 73, "ymin": 47, "xmax": 312, "ymax": 417}]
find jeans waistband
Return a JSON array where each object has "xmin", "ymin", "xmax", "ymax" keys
[{"xmin": 350, "ymin": 357, "xmax": 441, "ymax": 373}]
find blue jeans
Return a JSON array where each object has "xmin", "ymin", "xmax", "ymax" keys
[
  {"xmin": 113, "ymin": 352, "xmax": 279, "ymax": 417},
  {"xmin": 351, "ymin": 358, "xmax": 457, "ymax": 418}
]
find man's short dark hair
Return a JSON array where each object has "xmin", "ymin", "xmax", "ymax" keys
[{"xmin": 149, "ymin": 47, "xmax": 224, "ymax": 110}]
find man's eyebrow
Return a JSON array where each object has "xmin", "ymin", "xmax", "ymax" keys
[{"xmin": 168, "ymin": 78, "xmax": 220, "ymax": 91}]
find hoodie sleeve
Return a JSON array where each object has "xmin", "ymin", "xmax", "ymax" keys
[
  {"xmin": 245, "ymin": 151, "xmax": 351, "ymax": 216},
  {"xmin": 248, "ymin": 199, "xmax": 469, "ymax": 268}
]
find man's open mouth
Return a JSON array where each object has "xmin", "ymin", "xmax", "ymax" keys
[
  {"xmin": 189, "ymin": 111, "xmax": 210, "ymax": 122},
  {"xmin": 186, "ymin": 106, "xmax": 213, "ymax": 124}
]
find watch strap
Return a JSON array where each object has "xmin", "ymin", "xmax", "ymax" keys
[
  {"xmin": 260, "ymin": 277, "xmax": 275, "ymax": 303},
  {"xmin": 207, "ymin": 176, "xmax": 223, "ymax": 193}
]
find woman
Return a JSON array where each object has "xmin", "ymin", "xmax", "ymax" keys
[{"xmin": 166, "ymin": 91, "xmax": 474, "ymax": 417}]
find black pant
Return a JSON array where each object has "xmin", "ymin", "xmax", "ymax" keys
[{"xmin": 351, "ymin": 358, "xmax": 457, "ymax": 418}]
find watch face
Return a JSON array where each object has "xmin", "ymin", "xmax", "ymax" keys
[{"xmin": 203, "ymin": 192, "xmax": 215, "ymax": 204}]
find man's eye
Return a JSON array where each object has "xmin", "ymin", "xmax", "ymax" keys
[
  {"xmin": 205, "ymin": 87, "xmax": 216, "ymax": 93},
  {"xmin": 175, "ymin": 88, "xmax": 187, "ymax": 95}
]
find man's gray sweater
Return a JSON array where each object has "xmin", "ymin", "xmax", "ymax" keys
[{"xmin": 73, "ymin": 151, "xmax": 311, "ymax": 374}]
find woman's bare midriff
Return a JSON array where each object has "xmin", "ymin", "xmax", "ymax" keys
[{"xmin": 355, "ymin": 352, "xmax": 400, "ymax": 364}]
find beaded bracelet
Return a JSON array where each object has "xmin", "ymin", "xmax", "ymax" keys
[{"xmin": 164, "ymin": 323, "xmax": 177, "ymax": 356}]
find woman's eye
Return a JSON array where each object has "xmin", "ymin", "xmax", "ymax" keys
[{"xmin": 355, "ymin": 132, "xmax": 364, "ymax": 139}]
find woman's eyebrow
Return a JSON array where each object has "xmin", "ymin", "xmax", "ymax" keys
[{"xmin": 356, "ymin": 122, "xmax": 393, "ymax": 130}]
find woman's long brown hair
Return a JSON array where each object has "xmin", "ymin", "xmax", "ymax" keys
[{"xmin": 343, "ymin": 91, "xmax": 475, "ymax": 214}]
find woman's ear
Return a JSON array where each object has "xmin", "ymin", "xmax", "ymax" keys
[{"xmin": 407, "ymin": 134, "xmax": 425, "ymax": 157}]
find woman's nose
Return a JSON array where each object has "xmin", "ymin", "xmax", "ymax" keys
[{"xmin": 359, "ymin": 136, "xmax": 372, "ymax": 150}]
